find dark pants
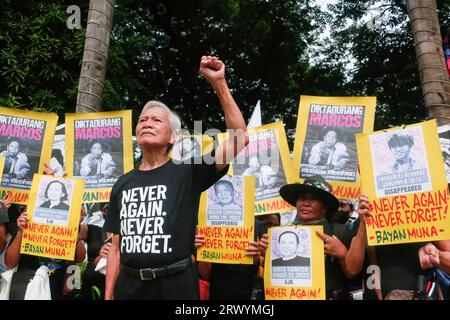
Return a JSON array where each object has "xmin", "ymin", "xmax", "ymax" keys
[{"xmin": 114, "ymin": 263, "xmax": 199, "ymax": 300}]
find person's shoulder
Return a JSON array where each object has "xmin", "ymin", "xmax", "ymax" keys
[
  {"xmin": 18, "ymin": 152, "xmax": 28, "ymax": 160},
  {"xmin": 336, "ymin": 142, "xmax": 347, "ymax": 150},
  {"xmin": 261, "ymin": 165, "xmax": 275, "ymax": 174}
]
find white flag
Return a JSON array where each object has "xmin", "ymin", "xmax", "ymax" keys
[{"xmin": 247, "ymin": 100, "xmax": 262, "ymax": 128}]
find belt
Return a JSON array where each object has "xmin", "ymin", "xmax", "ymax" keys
[{"xmin": 121, "ymin": 257, "xmax": 191, "ymax": 281}]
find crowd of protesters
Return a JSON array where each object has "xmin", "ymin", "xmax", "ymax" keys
[{"xmin": 1, "ymin": 55, "xmax": 450, "ymax": 300}]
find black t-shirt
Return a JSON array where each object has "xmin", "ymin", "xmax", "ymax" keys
[
  {"xmin": 209, "ymin": 219, "xmax": 267, "ymax": 300},
  {"xmin": 104, "ymin": 155, "xmax": 228, "ymax": 268},
  {"xmin": 363, "ymin": 242, "xmax": 425, "ymax": 299},
  {"xmin": 294, "ymin": 218, "xmax": 356, "ymax": 298},
  {"xmin": 0, "ymin": 201, "xmax": 8, "ymax": 225},
  {"xmin": 86, "ymin": 224, "xmax": 106, "ymax": 262}
]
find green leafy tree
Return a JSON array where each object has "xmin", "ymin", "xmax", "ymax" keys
[
  {"xmin": 0, "ymin": 1, "xmax": 87, "ymax": 121},
  {"xmin": 324, "ymin": 0, "xmax": 450, "ymax": 130}
]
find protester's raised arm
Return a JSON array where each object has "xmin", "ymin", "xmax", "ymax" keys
[{"xmin": 199, "ymin": 56, "xmax": 248, "ymax": 171}]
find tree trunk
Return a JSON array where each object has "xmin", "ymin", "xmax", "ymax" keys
[
  {"xmin": 76, "ymin": 0, "xmax": 115, "ymax": 113},
  {"xmin": 406, "ymin": 0, "xmax": 450, "ymax": 126}
]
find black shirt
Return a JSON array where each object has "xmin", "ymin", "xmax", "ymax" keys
[
  {"xmin": 363, "ymin": 242, "xmax": 425, "ymax": 299},
  {"xmin": 104, "ymin": 155, "xmax": 228, "ymax": 268},
  {"xmin": 294, "ymin": 218, "xmax": 357, "ymax": 298},
  {"xmin": 209, "ymin": 219, "xmax": 267, "ymax": 300}
]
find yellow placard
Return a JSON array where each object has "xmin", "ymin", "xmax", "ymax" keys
[
  {"xmin": 170, "ymin": 134, "xmax": 214, "ymax": 161},
  {"xmin": 264, "ymin": 225, "xmax": 325, "ymax": 300},
  {"xmin": 65, "ymin": 110, "xmax": 133, "ymax": 203},
  {"xmin": 20, "ymin": 174, "xmax": 85, "ymax": 260},
  {"xmin": 221, "ymin": 122, "xmax": 294, "ymax": 215},
  {"xmin": 0, "ymin": 107, "xmax": 58, "ymax": 205},
  {"xmin": 356, "ymin": 120, "xmax": 450, "ymax": 246},
  {"xmin": 197, "ymin": 175, "xmax": 255, "ymax": 264},
  {"xmin": 292, "ymin": 96, "xmax": 376, "ymax": 200}
]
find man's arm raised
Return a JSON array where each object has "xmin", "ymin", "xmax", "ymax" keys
[{"xmin": 199, "ymin": 56, "xmax": 249, "ymax": 172}]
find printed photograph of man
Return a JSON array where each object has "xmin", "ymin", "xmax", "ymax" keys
[
  {"xmin": 387, "ymin": 133, "xmax": 417, "ymax": 173},
  {"xmin": 308, "ymin": 130, "xmax": 349, "ymax": 170},
  {"xmin": 79, "ymin": 142, "xmax": 116, "ymax": 178},
  {"xmin": 1, "ymin": 140, "xmax": 30, "ymax": 179},
  {"xmin": 242, "ymin": 155, "xmax": 276, "ymax": 191},
  {"xmin": 173, "ymin": 136, "xmax": 201, "ymax": 162},
  {"xmin": 272, "ymin": 230, "xmax": 310, "ymax": 267},
  {"xmin": 208, "ymin": 179, "xmax": 243, "ymax": 210}
]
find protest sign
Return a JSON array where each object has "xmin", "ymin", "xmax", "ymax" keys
[
  {"xmin": 197, "ymin": 175, "xmax": 255, "ymax": 264},
  {"xmin": 0, "ymin": 107, "xmax": 57, "ymax": 204},
  {"xmin": 292, "ymin": 96, "xmax": 376, "ymax": 200},
  {"xmin": 227, "ymin": 122, "xmax": 294, "ymax": 215},
  {"xmin": 356, "ymin": 120, "xmax": 450, "ymax": 245},
  {"xmin": 65, "ymin": 111, "xmax": 133, "ymax": 203},
  {"xmin": 51, "ymin": 123, "xmax": 66, "ymax": 177},
  {"xmin": 20, "ymin": 174, "xmax": 84, "ymax": 260},
  {"xmin": 170, "ymin": 134, "xmax": 214, "ymax": 162},
  {"xmin": 438, "ymin": 124, "xmax": 450, "ymax": 183},
  {"xmin": 264, "ymin": 225, "xmax": 325, "ymax": 300}
]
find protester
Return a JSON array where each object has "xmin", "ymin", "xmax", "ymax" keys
[
  {"xmin": 3, "ymin": 165, "xmax": 86, "ymax": 300},
  {"xmin": 0, "ymin": 195, "xmax": 11, "ymax": 273},
  {"xmin": 80, "ymin": 203, "xmax": 112, "ymax": 300},
  {"xmin": 259, "ymin": 213, "xmax": 280, "ymax": 230},
  {"xmin": 260, "ymin": 175, "xmax": 367, "ymax": 299},
  {"xmin": 344, "ymin": 194, "xmax": 450, "ymax": 300},
  {"xmin": 330, "ymin": 198, "xmax": 357, "ymax": 229},
  {"xmin": 103, "ymin": 55, "xmax": 249, "ymax": 300},
  {"xmin": 4, "ymin": 206, "xmax": 86, "ymax": 299}
]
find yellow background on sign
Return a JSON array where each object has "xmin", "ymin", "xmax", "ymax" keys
[
  {"xmin": 197, "ymin": 175, "xmax": 255, "ymax": 264},
  {"xmin": 292, "ymin": 96, "xmax": 376, "ymax": 200},
  {"xmin": 65, "ymin": 110, "xmax": 133, "ymax": 203},
  {"xmin": 356, "ymin": 120, "xmax": 450, "ymax": 246},
  {"xmin": 264, "ymin": 225, "xmax": 325, "ymax": 300},
  {"xmin": 21, "ymin": 174, "xmax": 85, "ymax": 260},
  {"xmin": 0, "ymin": 107, "xmax": 58, "ymax": 205}
]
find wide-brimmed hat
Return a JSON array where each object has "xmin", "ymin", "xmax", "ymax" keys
[{"xmin": 279, "ymin": 175, "xmax": 339, "ymax": 214}]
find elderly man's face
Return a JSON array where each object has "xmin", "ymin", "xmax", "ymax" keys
[
  {"xmin": 324, "ymin": 131, "xmax": 337, "ymax": 145},
  {"xmin": 249, "ymin": 157, "xmax": 261, "ymax": 170},
  {"xmin": 296, "ymin": 192, "xmax": 327, "ymax": 223},
  {"xmin": 91, "ymin": 143, "xmax": 103, "ymax": 156},
  {"xmin": 8, "ymin": 141, "xmax": 19, "ymax": 155},
  {"xmin": 136, "ymin": 107, "xmax": 174, "ymax": 150}
]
